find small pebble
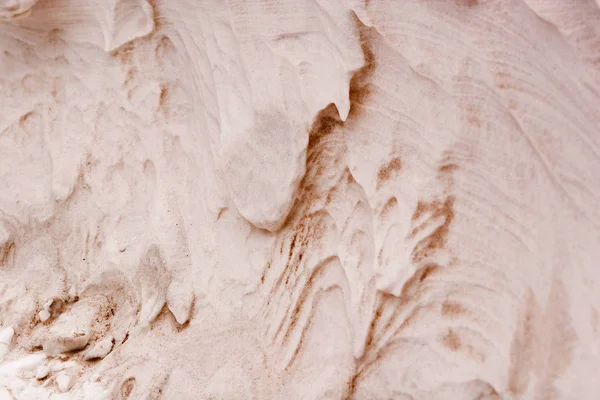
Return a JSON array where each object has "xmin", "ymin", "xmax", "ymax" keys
[
  {"xmin": 38, "ymin": 309, "xmax": 51, "ymax": 322},
  {"xmin": 56, "ymin": 373, "xmax": 71, "ymax": 392},
  {"xmin": 0, "ymin": 326, "xmax": 14, "ymax": 360},
  {"xmin": 68, "ymin": 286, "xmax": 77, "ymax": 300},
  {"xmin": 43, "ymin": 300, "xmax": 54, "ymax": 310},
  {"xmin": 0, "ymin": 326, "xmax": 14, "ymax": 345},
  {"xmin": 84, "ymin": 336, "xmax": 114, "ymax": 360},
  {"xmin": 36, "ymin": 365, "xmax": 50, "ymax": 380}
]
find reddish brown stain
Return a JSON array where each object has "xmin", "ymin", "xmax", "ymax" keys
[
  {"xmin": 533, "ymin": 276, "xmax": 577, "ymax": 400},
  {"xmin": 348, "ymin": 17, "xmax": 377, "ymax": 119},
  {"xmin": 288, "ymin": 232, "xmax": 298, "ymax": 263},
  {"xmin": 275, "ymin": 16, "xmax": 383, "ymax": 394},
  {"xmin": 376, "ymin": 157, "xmax": 402, "ymax": 189},
  {"xmin": 158, "ymin": 86, "xmax": 168, "ymax": 111},
  {"xmin": 18, "ymin": 111, "xmax": 34, "ymax": 126},
  {"xmin": 385, "ymin": 264, "xmax": 442, "ymax": 328},
  {"xmin": 410, "ymin": 196, "xmax": 455, "ymax": 263},
  {"xmin": 270, "ymin": 214, "xmax": 327, "ymax": 340},
  {"xmin": 353, "ymin": 263, "xmax": 443, "ymax": 396},
  {"xmin": 47, "ymin": 28, "xmax": 63, "ymax": 44},
  {"xmin": 411, "ymin": 201, "xmax": 427, "ymax": 221},
  {"xmin": 376, "ymin": 248, "xmax": 383, "ymax": 265},
  {"xmin": 419, "ymin": 263, "xmax": 441, "ymax": 282},
  {"xmin": 293, "ymin": 103, "xmax": 343, "ymax": 210},
  {"xmin": 260, "ymin": 262, "xmax": 271, "ymax": 284},
  {"xmin": 0, "ymin": 242, "xmax": 15, "ymax": 268},
  {"xmin": 442, "ymin": 329, "xmax": 461, "ymax": 351},
  {"xmin": 379, "ymin": 197, "xmax": 398, "ymax": 221},
  {"xmin": 465, "ymin": 103, "xmax": 481, "ymax": 127},
  {"xmin": 114, "ymin": 42, "xmax": 135, "ymax": 63},
  {"xmin": 364, "ymin": 299, "xmax": 385, "ymax": 349},
  {"xmin": 283, "ymin": 258, "xmax": 321, "ymax": 335},
  {"xmin": 123, "ymin": 67, "xmax": 137, "ymax": 88},
  {"xmin": 216, "ymin": 208, "xmax": 226, "ymax": 220},
  {"xmin": 285, "ymin": 287, "xmax": 340, "ymax": 371},
  {"xmin": 439, "ymin": 163, "xmax": 459, "ymax": 174},
  {"xmin": 307, "ymin": 104, "xmax": 343, "ymax": 149},
  {"xmin": 455, "ymin": 0, "xmax": 479, "ymax": 7},
  {"xmin": 508, "ymin": 289, "xmax": 539, "ymax": 396},
  {"xmin": 120, "ymin": 377, "xmax": 136, "ymax": 399},
  {"xmin": 344, "ymin": 372, "xmax": 359, "ymax": 400},
  {"xmin": 146, "ymin": 0, "xmax": 164, "ymax": 30},
  {"xmin": 281, "ymin": 255, "xmax": 333, "ymax": 365},
  {"xmin": 441, "ymin": 301, "xmax": 466, "ymax": 316},
  {"xmin": 155, "ymin": 35, "xmax": 175, "ymax": 60}
]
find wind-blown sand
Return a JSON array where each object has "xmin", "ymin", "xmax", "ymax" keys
[{"xmin": 1, "ymin": 0, "xmax": 599, "ymax": 398}]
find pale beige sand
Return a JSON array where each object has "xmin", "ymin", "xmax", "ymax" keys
[{"xmin": 0, "ymin": 0, "xmax": 599, "ymax": 399}]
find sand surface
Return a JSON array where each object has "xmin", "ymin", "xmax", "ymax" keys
[{"xmin": 1, "ymin": 0, "xmax": 599, "ymax": 399}]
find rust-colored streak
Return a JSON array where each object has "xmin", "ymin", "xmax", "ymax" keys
[
  {"xmin": 410, "ymin": 196, "xmax": 455, "ymax": 263},
  {"xmin": 441, "ymin": 301, "xmax": 466, "ymax": 316},
  {"xmin": 376, "ymin": 157, "xmax": 402, "ymax": 189},
  {"xmin": 348, "ymin": 16, "xmax": 377, "ymax": 120},
  {"xmin": 0, "ymin": 242, "xmax": 15, "ymax": 267},
  {"xmin": 114, "ymin": 42, "xmax": 135, "ymax": 63},
  {"xmin": 508, "ymin": 289, "xmax": 539, "ymax": 396},
  {"xmin": 285, "ymin": 286, "xmax": 341, "ymax": 371},
  {"xmin": 307, "ymin": 104, "xmax": 343, "ymax": 149},
  {"xmin": 441, "ymin": 329, "xmax": 461, "ymax": 351},
  {"xmin": 364, "ymin": 297, "xmax": 386, "ymax": 350},
  {"xmin": 379, "ymin": 197, "xmax": 398, "ymax": 221},
  {"xmin": 411, "ymin": 201, "xmax": 427, "ymax": 221},
  {"xmin": 158, "ymin": 86, "xmax": 168, "ymax": 110},
  {"xmin": 120, "ymin": 377, "xmax": 136, "ymax": 399},
  {"xmin": 260, "ymin": 262, "xmax": 271, "ymax": 284},
  {"xmin": 465, "ymin": 103, "xmax": 481, "ymax": 127},
  {"xmin": 533, "ymin": 276, "xmax": 577, "ymax": 400},
  {"xmin": 155, "ymin": 35, "xmax": 175, "ymax": 60},
  {"xmin": 281, "ymin": 255, "xmax": 330, "ymax": 345},
  {"xmin": 456, "ymin": 0, "xmax": 479, "ymax": 7},
  {"xmin": 269, "ymin": 213, "xmax": 327, "ymax": 343},
  {"xmin": 439, "ymin": 163, "xmax": 459, "ymax": 174},
  {"xmin": 419, "ymin": 263, "xmax": 441, "ymax": 282}
]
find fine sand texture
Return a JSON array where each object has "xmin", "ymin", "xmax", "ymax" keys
[{"xmin": 1, "ymin": 0, "xmax": 600, "ymax": 399}]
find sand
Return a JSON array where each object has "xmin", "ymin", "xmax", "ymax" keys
[{"xmin": 1, "ymin": 0, "xmax": 599, "ymax": 398}]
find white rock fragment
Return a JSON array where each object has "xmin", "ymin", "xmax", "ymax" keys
[
  {"xmin": 56, "ymin": 373, "xmax": 71, "ymax": 392},
  {"xmin": 0, "ymin": 353, "xmax": 45, "ymax": 375},
  {"xmin": 50, "ymin": 360, "xmax": 77, "ymax": 372},
  {"xmin": 0, "ymin": 326, "xmax": 14, "ymax": 345},
  {"xmin": 68, "ymin": 286, "xmax": 77, "ymax": 301},
  {"xmin": 84, "ymin": 336, "xmax": 113, "ymax": 360},
  {"xmin": 43, "ymin": 331, "xmax": 89, "ymax": 356},
  {"xmin": 42, "ymin": 300, "xmax": 98, "ymax": 356},
  {"xmin": 38, "ymin": 309, "xmax": 51, "ymax": 322},
  {"xmin": 35, "ymin": 365, "xmax": 50, "ymax": 380},
  {"xmin": 0, "ymin": 327, "xmax": 14, "ymax": 360},
  {"xmin": 43, "ymin": 300, "xmax": 53, "ymax": 310}
]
